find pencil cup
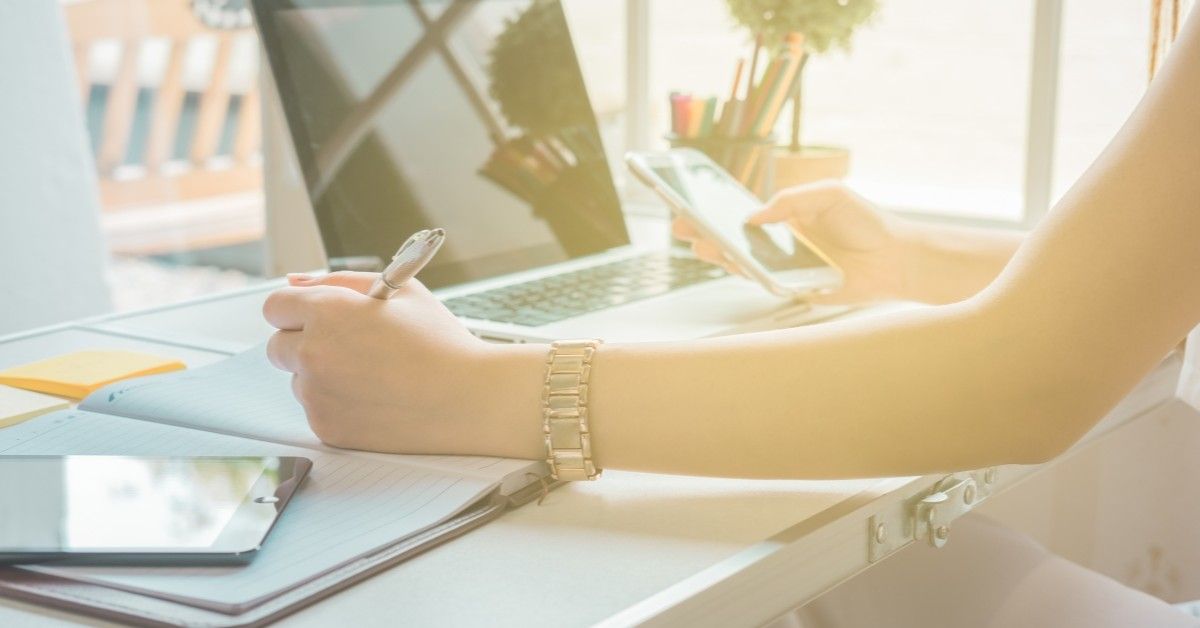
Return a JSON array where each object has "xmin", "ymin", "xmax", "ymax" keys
[{"xmin": 667, "ymin": 134, "xmax": 776, "ymax": 199}]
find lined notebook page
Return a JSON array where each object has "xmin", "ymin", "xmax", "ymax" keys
[
  {"xmin": 81, "ymin": 345, "xmax": 544, "ymax": 491},
  {"xmin": 80, "ymin": 346, "xmax": 320, "ymax": 449},
  {"xmin": 0, "ymin": 411, "xmax": 495, "ymax": 610}
]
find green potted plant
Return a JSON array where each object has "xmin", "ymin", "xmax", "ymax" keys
[{"xmin": 725, "ymin": 0, "xmax": 879, "ymax": 188}]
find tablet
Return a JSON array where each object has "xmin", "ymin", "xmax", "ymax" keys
[{"xmin": 0, "ymin": 455, "xmax": 311, "ymax": 566}]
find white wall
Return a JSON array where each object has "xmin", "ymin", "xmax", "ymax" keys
[{"xmin": 0, "ymin": 1, "xmax": 110, "ymax": 334}]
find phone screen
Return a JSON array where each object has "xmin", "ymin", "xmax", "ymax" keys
[{"xmin": 651, "ymin": 160, "xmax": 830, "ymax": 272}]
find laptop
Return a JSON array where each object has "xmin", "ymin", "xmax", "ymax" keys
[{"xmin": 252, "ymin": 0, "xmax": 845, "ymax": 343}]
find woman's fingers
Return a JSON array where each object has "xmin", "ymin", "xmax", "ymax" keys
[
  {"xmin": 266, "ymin": 329, "xmax": 304, "ymax": 372},
  {"xmin": 692, "ymin": 241, "xmax": 744, "ymax": 276},
  {"xmin": 749, "ymin": 180, "xmax": 849, "ymax": 225},
  {"xmin": 264, "ymin": 284, "xmax": 362, "ymax": 333},
  {"xmin": 673, "ymin": 217, "xmax": 737, "ymax": 272},
  {"xmin": 691, "ymin": 240, "xmax": 726, "ymax": 265},
  {"xmin": 263, "ymin": 286, "xmax": 317, "ymax": 331},
  {"xmin": 671, "ymin": 216, "xmax": 702, "ymax": 241},
  {"xmin": 288, "ymin": 270, "xmax": 377, "ymax": 294},
  {"xmin": 670, "ymin": 215, "xmax": 746, "ymax": 275}
]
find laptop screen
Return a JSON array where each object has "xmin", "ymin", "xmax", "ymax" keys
[{"xmin": 254, "ymin": 0, "xmax": 629, "ymax": 288}]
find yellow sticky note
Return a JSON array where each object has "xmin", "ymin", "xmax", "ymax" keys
[
  {"xmin": 0, "ymin": 350, "xmax": 185, "ymax": 399},
  {"xmin": 0, "ymin": 385, "xmax": 70, "ymax": 428}
]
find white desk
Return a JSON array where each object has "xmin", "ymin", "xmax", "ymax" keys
[{"xmin": 0, "ymin": 284, "xmax": 1182, "ymax": 627}]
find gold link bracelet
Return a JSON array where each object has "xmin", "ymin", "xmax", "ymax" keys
[{"xmin": 542, "ymin": 339, "xmax": 603, "ymax": 481}]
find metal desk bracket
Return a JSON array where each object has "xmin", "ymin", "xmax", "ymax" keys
[{"xmin": 868, "ymin": 467, "xmax": 998, "ymax": 562}]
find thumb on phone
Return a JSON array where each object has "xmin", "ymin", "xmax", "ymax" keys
[{"xmin": 748, "ymin": 181, "xmax": 851, "ymax": 226}]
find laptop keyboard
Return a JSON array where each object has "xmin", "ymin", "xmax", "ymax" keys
[{"xmin": 443, "ymin": 253, "xmax": 725, "ymax": 327}]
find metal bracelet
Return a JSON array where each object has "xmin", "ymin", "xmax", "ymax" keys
[{"xmin": 542, "ymin": 339, "xmax": 602, "ymax": 481}]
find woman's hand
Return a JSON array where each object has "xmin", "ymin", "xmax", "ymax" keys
[
  {"xmin": 672, "ymin": 180, "xmax": 912, "ymax": 304},
  {"xmin": 263, "ymin": 272, "xmax": 544, "ymax": 458}
]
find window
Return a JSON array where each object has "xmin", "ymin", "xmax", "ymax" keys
[
  {"xmin": 601, "ymin": 0, "xmax": 1156, "ymax": 227},
  {"xmin": 66, "ymin": 0, "xmax": 266, "ymax": 311},
  {"xmin": 799, "ymin": 0, "xmax": 1035, "ymax": 222},
  {"xmin": 1053, "ymin": 0, "xmax": 1150, "ymax": 205}
]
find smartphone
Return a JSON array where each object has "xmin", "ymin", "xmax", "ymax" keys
[{"xmin": 626, "ymin": 148, "xmax": 843, "ymax": 298}]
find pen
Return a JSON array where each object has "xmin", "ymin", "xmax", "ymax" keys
[{"xmin": 367, "ymin": 228, "xmax": 446, "ymax": 299}]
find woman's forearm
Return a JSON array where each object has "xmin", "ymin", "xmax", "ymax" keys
[
  {"xmin": 462, "ymin": 216, "xmax": 1022, "ymax": 473},
  {"xmin": 896, "ymin": 220, "xmax": 1024, "ymax": 305},
  {"xmin": 485, "ymin": 297, "xmax": 1080, "ymax": 479},
  {"xmin": 585, "ymin": 301, "xmax": 1069, "ymax": 479}
]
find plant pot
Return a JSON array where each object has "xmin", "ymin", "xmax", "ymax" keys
[{"xmin": 772, "ymin": 145, "xmax": 851, "ymax": 190}]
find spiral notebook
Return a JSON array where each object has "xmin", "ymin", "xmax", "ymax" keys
[{"xmin": 0, "ymin": 347, "xmax": 552, "ymax": 627}]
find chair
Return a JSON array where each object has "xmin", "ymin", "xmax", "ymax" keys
[{"xmin": 64, "ymin": 0, "xmax": 263, "ymax": 256}]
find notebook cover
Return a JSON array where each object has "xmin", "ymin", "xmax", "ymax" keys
[{"xmin": 0, "ymin": 500, "xmax": 505, "ymax": 627}]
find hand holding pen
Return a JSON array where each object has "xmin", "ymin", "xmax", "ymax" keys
[
  {"xmin": 286, "ymin": 229, "xmax": 446, "ymax": 298},
  {"xmin": 367, "ymin": 228, "xmax": 446, "ymax": 299},
  {"xmin": 265, "ymin": 226, "xmax": 479, "ymax": 461}
]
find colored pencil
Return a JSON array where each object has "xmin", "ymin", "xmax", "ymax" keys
[
  {"xmin": 670, "ymin": 92, "xmax": 691, "ymax": 136},
  {"xmin": 699, "ymin": 97, "xmax": 717, "ymax": 137},
  {"xmin": 739, "ymin": 56, "xmax": 782, "ymax": 137},
  {"xmin": 745, "ymin": 35, "xmax": 763, "ymax": 99},
  {"xmin": 686, "ymin": 98, "xmax": 707, "ymax": 137},
  {"xmin": 728, "ymin": 58, "xmax": 746, "ymax": 104},
  {"xmin": 751, "ymin": 50, "xmax": 802, "ymax": 138}
]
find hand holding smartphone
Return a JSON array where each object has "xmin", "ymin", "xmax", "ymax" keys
[{"xmin": 626, "ymin": 148, "xmax": 843, "ymax": 299}]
